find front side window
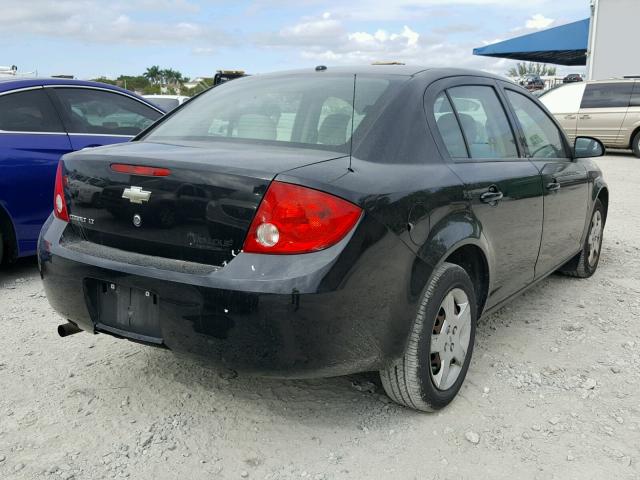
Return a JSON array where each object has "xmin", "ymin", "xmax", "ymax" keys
[
  {"xmin": 144, "ymin": 75, "xmax": 397, "ymax": 152},
  {"xmin": 53, "ymin": 88, "xmax": 162, "ymax": 135},
  {"xmin": 0, "ymin": 89, "xmax": 64, "ymax": 133},
  {"xmin": 506, "ymin": 90, "xmax": 569, "ymax": 159},
  {"xmin": 580, "ymin": 83, "xmax": 632, "ymax": 109},
  {"xmin": 447, "ymin": 85, "xmax": 518, "ymax": 159},
  {"xmin": 433, "ymin": 93, "xmax": 468, "ymax": 158}
]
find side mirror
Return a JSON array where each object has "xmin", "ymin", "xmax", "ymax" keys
[{"xmin": 574, "ymin": 137, "xmax": 605, "ymax": 159}]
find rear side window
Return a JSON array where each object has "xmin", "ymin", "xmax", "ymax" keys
[
  {"xmin": 0, "ymin": 89, "xmax": 64, "ymax": 133},
  {"xmin": 506, "ymin": 90, "xmax": 569, "ymax": 159},
  {"xmin": 448, "ymin": 85, "xmax": 518, "ymax": 159},
  {"xmin": 580, "ymin": 83, "xmax": 633, "ymax": 109},
  {"xmin": 53, "ymin": 88, "xmax": 162, "ymax": 135},
  {"xmin": 433, "ymin": 93, "xmax": 468, "ymax": 158},
  {"xmin": 630, "ymin": 82, "xmax": 640, "ymax": 107}
]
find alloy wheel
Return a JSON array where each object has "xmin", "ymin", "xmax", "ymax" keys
[{"xmin": 430, "ymin": 288, "xmax": 472, "ymax": 390}]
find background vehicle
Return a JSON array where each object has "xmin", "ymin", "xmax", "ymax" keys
[
  {"xmin": 519, "ymin": 74, "xmax": 545, "ymax": 91},
  {"xmin": 563, "ymin": 73, "xmax": 583, "ymax": 83},
  {"xmin": 40, "ymin": 66, "xmax": 608, "ymax": 412},
  {"xmin": 540, "ymin": 78, "xmax": 640, "ymax": 156},
  {"xmin": 213, "ymin": 70, "xmax": 246, "ymax": 86},
  {"xmin": 0, "ymin": 78, "xmax": 164, "ymax": 264},
  {"xmin": 143, "ymin": 94, "xmax": 190, "ymax": 112}
]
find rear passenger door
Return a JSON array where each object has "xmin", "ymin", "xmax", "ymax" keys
[
  {"xmin": 0, "ymin": 87, "xmax": 73, "ymax": 254},
  {"xmin": 577, "ymin": 82, "xmax": 632, "ymax": 147},
  {"xmin": 502, "ymin": 86, "xmax": 589, "ymax": 276},
  {"xmin": 427, "ymin": 77, "xmax": 544, "ymax": 307},
  {"xmin": 47, "ymin": 87, "xmax": 163, "ymax": 150}
]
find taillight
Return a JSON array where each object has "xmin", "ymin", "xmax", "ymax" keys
[
  {"xmin": 53, "ymin": 161, "xmax": 69, "ymax": 222},
  {"xmin": 243, "ymin": 181, "xmax": 362, "ymax": 254},
  {"xmin": 111, "ymin": 164, "xmax": 171, "ymax": 176}
]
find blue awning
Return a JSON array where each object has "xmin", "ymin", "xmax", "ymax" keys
[{"xmin": 473, "ymin": 18, "xmax": 589, "ymax": 66}]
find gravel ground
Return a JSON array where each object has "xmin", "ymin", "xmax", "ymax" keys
[{"xmin": 1, "ymin": 153, "xmax": 639, "ymax": 480}]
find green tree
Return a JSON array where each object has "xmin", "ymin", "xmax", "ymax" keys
[
  {"xmin": 144, "ymin": 65, "xmax": 161, "ymax": 85},
  {"xmin": 507, "ymin": 62, "xmax": 557, "ymax": 77}
]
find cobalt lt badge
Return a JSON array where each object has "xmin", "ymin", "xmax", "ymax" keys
[{"xmin": 132, "ymin": 214, "xmax": 142, "ymax": 228}]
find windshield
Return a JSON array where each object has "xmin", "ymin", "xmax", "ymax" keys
[
  {"xmin": 143, "ymin": 74, "xmax": 398, "ymax": 152},
  {"xmin": 148, "ymin": 98, "xmax": 180, "ymax": 111}
]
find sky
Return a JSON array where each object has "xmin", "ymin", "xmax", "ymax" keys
[{"xmin": 1, "ymin": 0, "xmax": 590, "ymax": 80}]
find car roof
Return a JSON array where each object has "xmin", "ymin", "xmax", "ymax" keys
[
  {"xmin": 250, "ymin": 65, "xmax": 510, "ymax": 83},
  {"xmin": 0, "ymin": 77, "xmax": 163, "ymax": 111}
]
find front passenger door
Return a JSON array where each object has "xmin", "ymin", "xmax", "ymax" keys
[{"xmin": 503, "ymin": 88, "xmax": 589, "ymax": 277}]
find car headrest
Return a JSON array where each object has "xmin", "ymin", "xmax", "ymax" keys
[
  {"xmin": 318, "ymin": 113, "xmax": 352, "ymax": 146},
  {"xmin": 237, "ymin": 114, "xmax": 277, "ymax": 141}
]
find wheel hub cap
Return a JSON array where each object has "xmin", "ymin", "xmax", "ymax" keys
[
  {"xmin": 430, "ymin": 288, "xmax": 472, "ymax": 391},
  {"xmin": 588, "ymin": 210, "xmax": 602, "ymax": 267}
]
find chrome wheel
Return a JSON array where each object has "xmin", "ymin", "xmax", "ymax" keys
[
  {"xmin": 588, "ymin": 209, "xmax": 602, "ymax": 267},
  {"xmin": 430, "ymin": 288, "xmax": 472, "ymax": 390}
]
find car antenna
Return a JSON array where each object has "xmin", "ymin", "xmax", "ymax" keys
[{"xmin": 348, "ymin": 74, "xmax": 356, "ymax": 172}]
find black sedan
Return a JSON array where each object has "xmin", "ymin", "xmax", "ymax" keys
[{"xmin": 39, "ymin": 66, "xmax": 608, "ymax": 411}]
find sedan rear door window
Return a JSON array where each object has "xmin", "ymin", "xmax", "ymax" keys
[
  {"xmin": 0, "ymin": 89, "xmax": 64, "ymax": 133},
  {"xmin": 447, "ymin": 86, "xmax": 518, "ymax": 159},
  {"xmin": 433, "ymin": 93, "xmax": 468, "ymax": 158},
  {"xmin": 52, "ymin": 88, "xmax": 162, "ymax": 136}
]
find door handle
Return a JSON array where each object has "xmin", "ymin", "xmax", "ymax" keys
[
  {"xmin": 546, "ymin": 181, "xmax": 561, "ymax": 192},
  {"xmin": 480, "ymin": 189, "xmax": 504, "ymax": 205},
  {"xmin": 579, "ymin": 114, "xmax": 591, "ymax": 120},
  {"xmin": 564, "ymin": 115, "xmax": 577, "ymax": 120}
]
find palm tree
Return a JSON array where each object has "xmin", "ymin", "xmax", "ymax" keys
[{"xmin": 144, "ymin": 65, "xmax": 161, "ymax": 85}]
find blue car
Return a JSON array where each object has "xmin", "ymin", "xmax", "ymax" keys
[{"xmin": 0, "ymin": 78, "xmax": 164, "ymax": 263}]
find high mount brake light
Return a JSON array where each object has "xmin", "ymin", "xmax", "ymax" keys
[
  {"xmin": 53, "ymin": 161, "xmax": 69, "ymax": 222},
  {"xmin": 243, "ymin": 181, "xmax": 362, "ymax": 254},
  {"xmin": 111, "ymin": 164, "xmax": 171, "ymax": 177}
]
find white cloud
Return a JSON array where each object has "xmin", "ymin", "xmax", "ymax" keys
[
  {"xmin": 0, "ymin": 0, "xmax": 230, "ymax": 46},
  {"xmin": 525, "ymin": 13, "xmax": 555, "ymax": 29}
]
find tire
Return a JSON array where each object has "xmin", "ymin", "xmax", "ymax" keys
[
  {"xmin": 380, "ymin": 262, "xmax": 477, "ymax": 412},
  {"xmin": 0, "ymin": 231, "xmax": 4, "ymax": 265},
  {"xmin": 561, "ymin": 199, "xmax": 605, "ymax": 278},
  {"xmin": 633, "ymin": 131, "xmax": 640, "ymax": 158}
]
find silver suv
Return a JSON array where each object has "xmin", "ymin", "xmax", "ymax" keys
[{"xmin": 540, "ymin": 78, "xmax": 640, "ymax": 157}]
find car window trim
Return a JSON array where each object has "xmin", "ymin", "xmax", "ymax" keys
[
  {"xmin": 0, "ymin": 85, "xmax": 68, "ymax": 135},
  {"xmin": 501, "ymin": 84, "xmax": 573, "ymax": 162}
]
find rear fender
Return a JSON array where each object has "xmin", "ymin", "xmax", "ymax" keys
[{"xmin": 409, "ymin": 211, "xmax": 493, "ymax": 301}]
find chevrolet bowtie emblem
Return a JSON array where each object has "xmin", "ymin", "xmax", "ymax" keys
[{"xmin": 122, "ymin": 186, "xmax": 151, "ymax": 204}]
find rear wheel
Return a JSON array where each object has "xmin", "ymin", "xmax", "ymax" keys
[
  {"xmin": 632, "ymin": 131, "xmax": 640, "ymax": 158},
  {"xmin": 380, "ymin": 262, "xmax": 477, "ymax": 412},
  {"xmin": 561, "ymin": 199, "xmax": 605, "ymax": 278}
]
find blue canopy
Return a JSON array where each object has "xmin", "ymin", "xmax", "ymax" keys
[{"xmin": 473, "ymin": 18, "xmax": 589, "ymax": 66}]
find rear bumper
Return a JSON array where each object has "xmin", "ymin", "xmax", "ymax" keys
[{"xmin": 38, "ymin": 214, "xmax": 418, "ymax": 378}]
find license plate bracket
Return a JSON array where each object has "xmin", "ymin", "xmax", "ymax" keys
[{"xmin": 95, "ymin": 281, "xmax": 162, "ymax": 341}]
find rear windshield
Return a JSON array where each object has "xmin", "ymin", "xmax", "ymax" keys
[{"xmin": 142, "ymin": 74, "xmax": 399, "ymax": 152}]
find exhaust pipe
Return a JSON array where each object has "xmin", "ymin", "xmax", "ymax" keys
[{"xmin": 58, "ymin": 322, "xmax": 82, "ymax": 337}]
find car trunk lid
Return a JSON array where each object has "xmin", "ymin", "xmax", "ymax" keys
[{"xmin": 63, "ymin": 141, "xmax": 347, "ymax": 266}]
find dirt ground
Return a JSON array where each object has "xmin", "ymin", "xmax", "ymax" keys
[{"xmin": 1, "ymin": 153, "xmax": 639, "ymax": 480}]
